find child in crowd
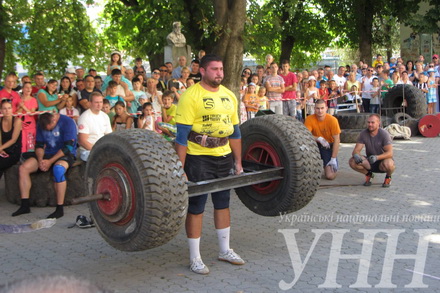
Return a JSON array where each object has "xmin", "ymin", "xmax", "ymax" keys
[
  {"xmin": 59, "ymin": 96, "xmax": 80, "ymax": 123},
  {"xmin": 415, "ymin": 73, "xmax": 429, "ymax": 112},
  {"xmin": 158, "ymin": 91, "xmax": 177, "ymax": 139},
  {"xmin": 427, "ymin": 68, "xmax": 437, "ymax": 114},
  {"xmin": 304, "ymin": 77, "xmax": 319, "ymax": 116},
  {"xmin": 345, "ymin": 85, "xmax": 362, "ymax": 112},
  {"xmin": 257, "ymin": 87, "xmax": 269, "ymax": 110},
  {"xmin": 133, "ymin": 57, "xmax": 146, "ymax": 76},
  {"xmin": 131, "ymin": 77, "xmax": 146, "ymax": 115},
  {"xmin": 327, "ymin": 80, "xmax": 340, "ymax": 115},
  {"xmin": 370, "ymin": 78, "xmax": 381, "ymax": 114},
  {"xmin": 112, "ymin": 101, "xmax": 134, "ymax": 131},
  {"xmin": 137, "ymin": 102, "xmax": 158, "ymax": 132},
  {"xmin": 318, "ymin": 80, "xmax": 329, "ymax": 102},
  {"xmin": 250, "ymin": 74, "xmax": 260, "ymax": 93},
  {"xmin": 186, "ymin": 78, "xmax": 195, "ymax": 88},
  {"xmin": 242, "ymin": 83, "xmax": 259, "ymax": 120},
  {"xmin": 107, "ymin": 50, "xmax": 125, "ymax": 76},
  {"xmin": 102, "ymin": 51, "xmax": 133, "ymax": 92},
  {"xmin": 102, "ymin": 98, "xmax": 115, "ymax": 123},
  {"xmin": 17, "ymin": 82, "xmax": 38, "ymax": 153},
  {"xmin": 105, "ymin": 81, "xmax": 125, "ymax": 108}
]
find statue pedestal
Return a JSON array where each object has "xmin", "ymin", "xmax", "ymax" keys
[{"xmin": 164, "ymin": 45, "xmax": 192, "ymax": 67}]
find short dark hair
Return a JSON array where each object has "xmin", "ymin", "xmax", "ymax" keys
[
  {"xmin": 111, "ymin": 69, "xmax": 122, "ymax": 76},
  {"xmin": 162, "ymin": 90, "xmax": 174, "ymax": 99},
  {"xmin": 135, "ymin": 57, "xmax": 142, "ymax": 62},
  {"xmin": 200, "ymin": 54, "xmax": 222, "ymax": 70},
  {"xmin": 103, "ymin": 98, "xmax": 110, "ymax": 105},
  {"xmin": 94, "ymin": 76, "xmax": 102, "ymax": 81},
  {"xmin": 39, "ymin": 112, "xmax": 55, "ymax": 129},
  {"xmin": 281, "ymin": 59, "xmax": 290, "ymax": 65},
  {"xmin": 191, "ymin": 59, "xmax": 200, "ymax": 65},
  {"xmin": 108, "ymin": 81, "xmax": 118, "ymax": 88},
  {"xmin": 132, "ymin": 77, "xmax": 141, "ymax": 83},
  {"xmin": 88, "ymin": 68, "xmax": 96, "ymax": 73},
  {"xmin": 84, "ymin": 75, "xmax": 94, "ymax": 81}
]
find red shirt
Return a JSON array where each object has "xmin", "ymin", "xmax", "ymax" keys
[
  {"xmin": 280, "ymin": 72, "xmax": 298, "ymax": 100},
  {"xmin": 0, "ymin": 89, "xmax": 21, "ymax": 112},
  {"xmin": 32, "ymin": 86, "xmax": 46, "ymax": 97}
]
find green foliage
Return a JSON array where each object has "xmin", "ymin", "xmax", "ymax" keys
[
  {"xmin": 14, "ymin": 0, "xmax": 104, "ymax": 78},
  {"xmin": 246, "ymin": 0, "xmax": 336, "ymax": 68},
  {"xmin": 404, "ymin": 0, "xmax": 440, "ymax": 34},
  {"xmin": 102, "ymin": 0, "xmax": 216, "ymax": 62}
]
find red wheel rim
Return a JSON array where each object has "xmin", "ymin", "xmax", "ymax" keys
[
  {"xmin": 418, "ymin": 114, "xmax": 440, "ymax": 137},
  {"xmin": 244, "ymin": 141, "xmax": 282, "ymax": 193},
  {"xmin": 96, "ymin": 163, "xmax": 136, "ymax": 225}
]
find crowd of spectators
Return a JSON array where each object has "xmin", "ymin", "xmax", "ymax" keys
[
  {"xmin": 240, "ymin": 53, "xmax": 440, "ymax": 122},
  {"xmin": 0, "ymin": 51, "xmax": 439, "ymax": 179}
]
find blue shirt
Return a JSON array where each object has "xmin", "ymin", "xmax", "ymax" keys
[{"xmin": 36, "ymin": 114, "xmax": 77, "ymax": 156}]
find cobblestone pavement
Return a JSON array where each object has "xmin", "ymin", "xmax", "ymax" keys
[{"xmin": 0, "ymin": 136, "xmax": 439, "ymax": 293}]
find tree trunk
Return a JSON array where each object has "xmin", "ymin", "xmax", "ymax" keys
[
  {"xmin": 212, "ymin": 0, "xmax": 246, "ymax": 97},
  {"xmin": 0, "ymin": 0, "xmax": 5, "ymax": 78},
  {"xmin": 148, "ymin": 52, "xmax": 164, "ymax": 72},
  {"xmin": 356, "ymin": 0, "xmax": 374, "ymax": 65},
  {"xmin": 279, "ymin": 0, "xmax": 298, "ymax": 63}
]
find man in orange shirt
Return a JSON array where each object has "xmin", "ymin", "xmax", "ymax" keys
[{"xmin": 304, "ymin": 99, "xmax": 341, "ymax": 180}]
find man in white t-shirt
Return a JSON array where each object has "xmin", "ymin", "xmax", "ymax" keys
[
  {"xmin": 333, "ymin": 66, "xmax": 347, "ymax": 90},
  {"xmin": 78, "ymin": 92, "xmax": 112, "ymax": 161}
]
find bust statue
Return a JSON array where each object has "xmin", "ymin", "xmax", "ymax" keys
[{"xmin": 166, "ymin": 21, "xmax": 186, "ymax": 48}]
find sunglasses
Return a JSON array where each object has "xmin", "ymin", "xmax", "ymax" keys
[
  {"xmin": 160, "ymin": 69, "xmax": 167, "ymax": 72},
  {"xmin": 153, "ymin": 72, "xmax": 160, "ymax": 74},
  {"xmin": 137, "ymin": 71, "xmax": 145, "ymax": 74},
  {"xmin": 244, "ymin": 71, "xmax": 251, "ymax": 75},
  {"xmin": 368, "ymin": 70, "xmax": 374, "ymax": 72},
  {"xmin": 429, "ymin": 65, "xmax": 434, "ymax": 68}
]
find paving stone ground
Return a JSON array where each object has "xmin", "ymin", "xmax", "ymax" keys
[{"xmin": 0, "ymin": 136, "xmax": 439, "ymax": 292}]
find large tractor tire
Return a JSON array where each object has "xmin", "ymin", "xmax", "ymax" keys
[
  {"xmin": 393, "ymin": 112, "xmax": 412, "ymax": 124},
  {"xmin": 340, "ymin": 129, "xmax": 363, "ymax": 143},
  {"xmin": 334, "ymin": 113, "xmax": 371, "ymax": 129},
  {"xmin": 85, "ymin": 129, "xmax": 187, "ymax": 251},
  {"xmin": 383, "ymin": 85, "xmax": 426, "ymax": 119},
  {"xmin": 235, "ymin": 115, "xmax": 322, "ymax": 216}
]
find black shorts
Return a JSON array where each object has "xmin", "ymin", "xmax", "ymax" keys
[
  {"xmin": 370, "ymin": 160, "xmax": 386, "ymax": 173},
  {"xmin": 22, "ymin": 152, "xmax": 75, "ymax": 168},
  {"xmin": 318, "ymin": 144, "xmax": 335, "ymax": 166},
  {"xmin": 184, "ymin": 153, "xmax": 233, "ymax": 214}
]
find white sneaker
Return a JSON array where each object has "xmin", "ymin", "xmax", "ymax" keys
[
  {"xmin": 218, "ymin": 249, "xmax": 245, "ymax": 265},
  {"xmin": 190, "ymin": 257, "xmax": 210, "ymax": 275}
]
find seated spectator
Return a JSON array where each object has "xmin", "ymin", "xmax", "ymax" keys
[
  {"xmin": 77, "ymin": 92, "xmax": 112, "ymax": 161},
  {"xmin": 105, "ymin": 81, "xmax": 125, "ymax": 108},
  {"xmin": 158, "ymin": 91, "xmax": 177, "ymax": 138},
  {"xmin": 103, "ymin": 69, "xmax": 134, "ymax": 105},
  {"xmin": 12, "ymin": 112, "xmax": 77, "ymax": 219},
  {"xmin": 59, "ymin": 96, "xmax": 80, "ymax": 123},
  {"xmin": 58, "ymin": 76, "xmax": 78, "ymax": 107},
  {"xmin": 189, "ymin": 59, "xmax": 202, "ymax": 83},
  {"xmin": 78, "ymin": 75, "xmax": 101, "ymax": 113},
  {"xmin": 17, "ymin": 82, "xmax": 38, "ymax": 153},
  {"xmin": 94, "ymin": 75, "xmax": 103, "ymax": 91},
  {"xmin": 130, "ymin": 77, "xmax": 147, "ymax": 115},
  {"xmin": 37, "ymin": 79, "xmax": 66, "ymax": 112},
  {"xmin": 137, "ymin": 102, "xmax": 160, "ymax": 132},
  {"xmin": 102, "ymin": 98, "xmax": 115, "ymax": 123},
  {"xmin": 396, "ymin": 71, "xmax": 412, "ymax": 85},
  {"xmin": 0, "ymin": 99, "xmax": 22, "ymax": 180},
  {"xmin": 112, "ymin": 101, "xmax": 134, "ymax": 131},
  {"xmin": 145, "ymin": 78, "xmax": 163, "ymax": 116},
  {"xmin": 186, "ymin": 77, "xmax": 195, "ymax": 88}
]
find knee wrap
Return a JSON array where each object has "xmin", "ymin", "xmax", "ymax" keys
[{"xmin": 53, "ymin": 164, "xmax": 66, "ymax": 183}]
